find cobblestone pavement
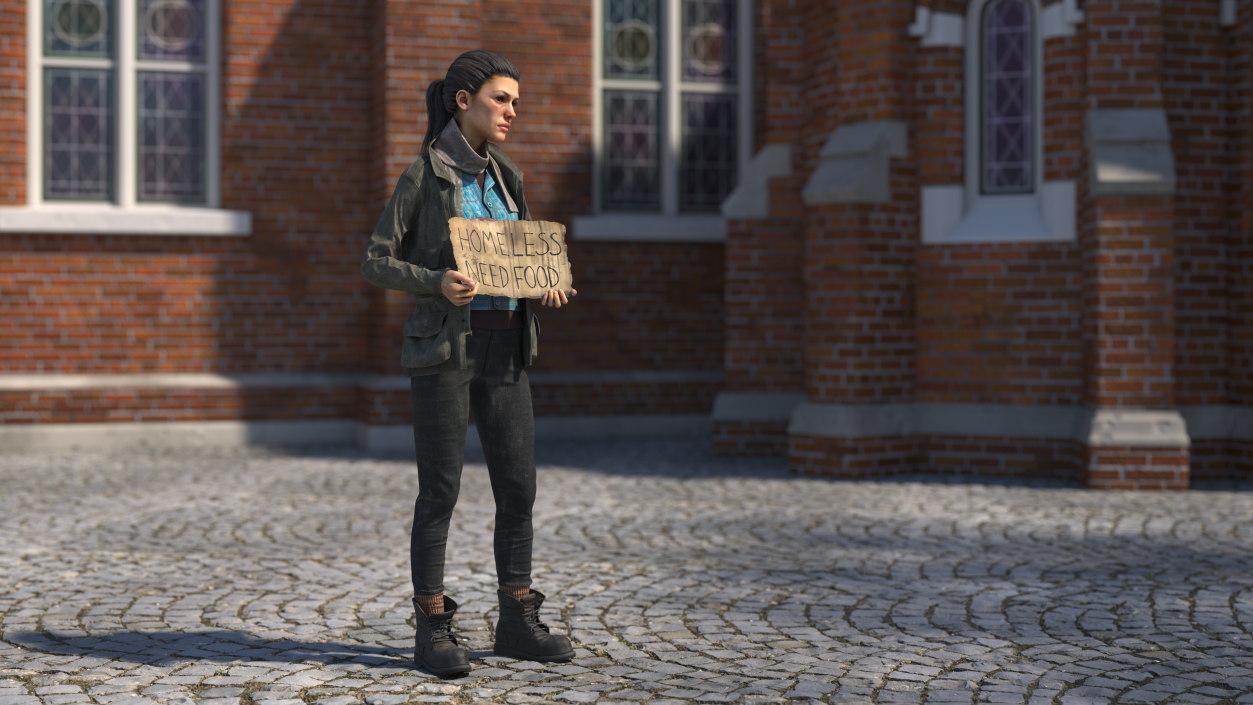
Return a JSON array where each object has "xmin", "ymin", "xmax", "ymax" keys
[{"xmin": 3, "ymin": 441, "xmax": 1253, "ymax": 705}]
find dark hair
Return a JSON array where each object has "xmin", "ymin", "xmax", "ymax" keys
[{"xmin": 422, "ymin": 50, "xmax": 521, "ymax": 154}]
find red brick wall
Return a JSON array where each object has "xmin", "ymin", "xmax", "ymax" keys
[
  {"xmin": 923, "ymin": 435, "xmax": 1082, "ymax": 481},
  {"xmin": 1190, "ymin": 440, "xmax": 1253, "ymax": 483},
  {"xmin": 916, "ymin": 243, "xmax": 1083, "ymax": 404},
  {"xmin": 0, "ymin": 0, "xmax": 22, "ymax": 206},
  {"xmin": 534, "ymin": 243, "xmax": 724, "ymax": 373},
  {"xmin": 1084, "ymin": 446, "xmax": 1189, "ymax": 490},
  {"xmin": 531, "ymin": 0, "xmax": 724, "ymax": 377},
  {"xmin": 530, "ymin": 378, "xmax": 721, "ymax": 416},
  {"xmin": 1043, "ymin": 17, "xmax": 1085, "ymax": 182},
  {"xmin": 0, "ymin": 386, "xmax": 356, "ymax": 424},
  {"xmin": 1163, "ymin": 1, "xmax": 1233, "ymax": 406},
  {"xmin": 2, "ymin": 0, "xmax": 377, "ymax": 374},
  {"xmin": 1232, "ymin": 0, "xmax": 1253, "ymax": 407},
  {"xmin": 1, "ymin": 0, "xmax": 723, "ymax": 389},
  {"xmin": 915, "ymin": 43, "xmax": 962, "ymax": 187},
  {"xmin": 913, "ymin": 17, "xmax": 1086, "ymax": 408},
  {"xmin": 1080, "ymin": 0, "xmax": 1176, "ymax": 410},
  {"xmin": 725, "ymin": 211, "xmax": 805, "ymax": 392},
  {"xmin": 802, "ymin": 0, "xmax": 917, "ymax": 406},
  {"xmin": 723, "ymin": 0, "xmax": 807, "ymax": 395}
]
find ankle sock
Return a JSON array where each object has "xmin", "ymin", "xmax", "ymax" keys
[
  {"xmin": 414, "ymin": 592, "xmax": 444, "ymax": 616},
  {"xmin": 499, "ymin": 585, "xmax": 530, "ymax": 600}
]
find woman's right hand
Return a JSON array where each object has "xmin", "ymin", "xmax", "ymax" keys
[{"xmin": 441, "ymin": 270, "xmax": 479, "ymax": 306}]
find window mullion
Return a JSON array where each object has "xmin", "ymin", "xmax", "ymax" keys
[
  {"xmin": 205, "ymin": 0, "xmax": 220, "ymax": 207},
  {"xmin": 737, "ymin": 0, "xmax": 752, "ymax": 187},
  {"xmin": 661, "ymin": 0, "xmax": 680, "ymax": 216},
  {"xmin": 592, "ymin": 0, "xmax": 603, "ymax": 214},
  {"xmin": 117, "ymin": 0, "xmax": 137, "ymax": 207},
  {"xmin": 26, "ymin": 0, "xmax": 42, "ymax": 206}
]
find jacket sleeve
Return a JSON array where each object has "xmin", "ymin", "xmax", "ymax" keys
[{"xmin": 360, "ymin": 170, "xmax": 446, "ymax": 296}]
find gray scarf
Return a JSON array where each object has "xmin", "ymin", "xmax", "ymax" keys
[{"xmin": 430, "ymin": 119, "xmax": 519, "ymax": 215}]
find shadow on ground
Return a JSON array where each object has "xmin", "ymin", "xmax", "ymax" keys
[{"xmin": 5, "ymin": 629, "xmax": 414, "ymax": 668}]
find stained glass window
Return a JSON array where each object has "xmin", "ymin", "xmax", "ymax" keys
[
  {"xmin": 45, "ymin": 0, "xmax": 112, "ymax": 57},
  {"xmin": 139, "ymin": 0, "xmax": 204, "ymax": 61},
  {"xmin": 604, "ymin": 90, "xmax": 661, "ymax": 210},
  {"xmin": 683, "ymin": 0, "xmax": 735, "ymax": 83},
  {"xmin": 36, "ymin": 0, "xmax": 212, "ymax": 205},
  {"xmin": 45, "ymin": 69, "xmax": 113, "ymax": 199},
  {"xmin": 982, "ymin": 0, "xmax": 1033, "ymax": 194},
  {"xmin": 681, "ymin": 93, "xmax": 735, "ymax": 210},
  {"xmin": 605, "ymin": 0, "xmax": 659, "ymax": 80},
  {"xmin": 600, "ymin": 0, "xmax": 743, "ymax": 216},
  {"xmin": 140, "ymin": 72, "xmax": 204, "ymax": 201}
]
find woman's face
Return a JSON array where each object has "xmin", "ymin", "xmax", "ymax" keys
[{"xmin": 456, "ymin": 75, "xmax": 520, "ymax": 152}]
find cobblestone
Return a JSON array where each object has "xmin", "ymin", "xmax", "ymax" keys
[{"xmin": 2, "ymin": 442, "xmax": 1253, "ymax": 704}]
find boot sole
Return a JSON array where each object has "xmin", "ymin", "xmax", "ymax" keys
[
  {"xmin": 492, "ymin": 642, "xmax": 575, "ymax": 662},
  {"xmin": 414, "ymin": 654, "xmax": 471, "ymax": 677}
]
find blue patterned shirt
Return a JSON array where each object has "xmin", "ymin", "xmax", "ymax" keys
[
  {"xmin": 463, "ymin": 167, "xmax": 520, "ymax": 312},
  {"xmin": 460, "ymin": 168, "xmax": 518, "ymax": 222}
]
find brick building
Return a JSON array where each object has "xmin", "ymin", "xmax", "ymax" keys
[{"xmin": 1, "ymin": 0, "xmax": 1250, "ymax": 488}]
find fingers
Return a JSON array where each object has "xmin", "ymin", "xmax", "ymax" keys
[
  {"xmin": 538, "ymin": 290, "xmax": 572, "ymax": 308},
  {"xmin": 446, "ymin": 270, "xmax": 475, "ymax": 286},
  {"xmin": 442, "ymin": 270, "xmax": 478, "ymax": 306}
]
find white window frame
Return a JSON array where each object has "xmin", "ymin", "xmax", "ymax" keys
[
  {"xmin": 0, "ymin": 0, "xmax": 250, "ymax": 236},
  {"xmin": 574, "ymin": 0, "xmax": 753, "ymax": 243},
  {"xmin": 919, "ymin": 0, "xmax": 1077, "ymax": 245}
]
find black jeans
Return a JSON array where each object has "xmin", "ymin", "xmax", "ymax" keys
[{"xmin": 409, "ymin": 327, "xmax": 536, "ymax": 596}]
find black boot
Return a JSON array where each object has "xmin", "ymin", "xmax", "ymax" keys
[
  {"xmin": 412, "ymin": 595, "xmax": 470, "ymax": 677},
  {"xmin": 493, "ymin": 589, "xmax": 574, "ymax": 662}
]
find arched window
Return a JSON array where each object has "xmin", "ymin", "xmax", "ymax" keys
[
  {"xmin": 981, "ymin": 0, "xmax": 1033, "ymax": 194},
  {"xmin": 917, "ymin": 0, "xmax": 1078, "ymax": 244}
]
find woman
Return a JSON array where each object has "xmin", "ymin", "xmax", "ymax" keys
[{"xmin": 360, "ymin": 50, "xmax": 576, "ymax": 676}]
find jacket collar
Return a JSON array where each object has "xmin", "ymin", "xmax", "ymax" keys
[
  {"xmin": 431, "ymin": 119, "xmax": 489, "ymax": 175},
  {"xmin": 427, "ymin": 121, "xmax": 522, "ymax": 215}
]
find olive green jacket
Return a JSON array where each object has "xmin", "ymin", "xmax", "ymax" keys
[{"xmin": 360, "ymin": 144, "xmax": 537, "ymax": 373}]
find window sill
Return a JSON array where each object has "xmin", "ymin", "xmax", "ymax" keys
[
  {"xmin": 572, "ymin": 214, "xmax": 725, "ymax": 243},
  {"xmin": 920, "ymin": 182, "xmax": 1076, "ymax": 245},
  {"xmin": 0, "ymin": 205, "xmax": 252, "ymax": 236}
]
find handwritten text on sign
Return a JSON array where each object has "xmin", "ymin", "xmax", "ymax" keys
[{"xmin": 448, "ymin": 217, "xmax": 573, "ymax": 298}]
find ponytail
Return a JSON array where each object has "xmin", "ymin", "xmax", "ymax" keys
[
  {"xmin": 423, "ymin": 79, "xmax": 451, "ymax": 155},
  {"xmin": 420, "ymin": 50, "xmax": 521, "ymax": 155}
]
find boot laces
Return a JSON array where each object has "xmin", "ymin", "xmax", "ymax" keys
[
  {"xmin": 430, "ymin": 617, "xmax": 460, "ymax": 646},
  {"xmin": 524, "ymin": 605, "xmax": 551, "ymax": 634}
]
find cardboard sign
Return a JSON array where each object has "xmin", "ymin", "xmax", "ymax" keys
[{"xmin": 448, "ymin": 217, "xmax": 573, "ymax": 298}]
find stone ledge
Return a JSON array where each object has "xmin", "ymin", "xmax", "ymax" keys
[
  {"xmin": 908, "ymin": 8, "xmax": 964, "ymax": 47},
  {"xmin": 720, "ymin": 144, "xmax": 792, "ymax": 220},
  {"xmin": 788, "ymin": 402, "xmax": 1201, "ymax": 448},
  {"xmin": 0, "ymin": 415, "xmax": 713, "ymax": 454},
  {"xmin": 1180, "ymin": 405, "xmax": 1253, "ymax": 442},
  {"xmin": 1086, "ymin": 109, "xmax": 1176, "ymax": 195},
  {"xmin": 801, "ymin": 121, "xmax": 908, "ymax": 205},
  {"xmin": 711, "ymin": 392, "xmax": 806, "ymax": 422},
  {"xmin": 0, "ymin": 370, "xmax": 724, "ymax": 391},
  {"xmin": 0, "ymin": 206, "xmax": 252, "ymax": 236}
]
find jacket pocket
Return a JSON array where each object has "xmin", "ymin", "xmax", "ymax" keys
[
  {"xmin": 400, "ymin": 311, "xmax": 452, "ymax": 368},
  {"xmin": 409, "ymin": 246, "xmax": 443, "ymax": 269}
]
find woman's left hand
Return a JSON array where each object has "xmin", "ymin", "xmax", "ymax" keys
[{"xmin": 535, "ymin": 289, "xmax": 577, "ymax": 308}]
